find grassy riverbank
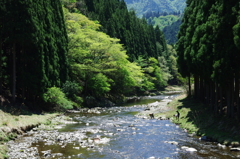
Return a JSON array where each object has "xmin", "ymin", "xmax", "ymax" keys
[
  {"xmin": 0, "ymin": 109, "xmax": 58, "ymax": 159},
  {"xmin": 159, "ymin": 94, "xmax": 240, "ymax": 146}
]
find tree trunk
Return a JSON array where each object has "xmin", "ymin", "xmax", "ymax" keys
[
  {"xmin": 0, "ymin": 39, "xmax": 2, "ymax": 95},
  {"xmin": 214, "ymin": 83, "xmax": 219, "ymax": 115},
  {"xmin": 194, "ymin": 74, "xmax": 199, "ymax": 99},
  {"xmin": 188, "ymin": 75, "xmax": 191, "ymax": 96},
  {"xmin": 236, "ymin": 72, "xmax": 240, "ymax": 120},
  {"xmin": 12, "ymin": 43, "xmax": 16, "ymax": 103},
  {"xmin": 199, "ymin": 77, "xmax": 204, "ymax": 102},
  {"xmin": 227, "ymin": 80, "xmax": 234, "ymax": 118},
  {"xmin": 205, "ymin": 82, "xmax": 209, "ymax": 105},
  {"xmin": 226, "ymin": 86, "xmax": 231, "ymax": 117},
  {"xmin": 219, "ymin": 86, "xmax": 223, "ymax": 115},
  {"xmin": 210, "ymin": 80, "xmax": 215, "ymax": 111},
  {"xmin": 231, "ymin": 77, "xmax": 235, "ymax": 118}
]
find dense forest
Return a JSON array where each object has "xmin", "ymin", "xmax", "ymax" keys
[
  {"xmin": 0, "ymin": 0, "xmax": 180, "ymax": 111},
  {"xmin": 176, "ymin": 0, "xmax": 240, "ymax": 119}
]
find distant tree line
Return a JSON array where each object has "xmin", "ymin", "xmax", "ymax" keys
[
  {"xmin": 176, "ymin": 0, "xmax": 240, "ymax": 119},
  {"xmin": 143, "ymin": 11, "xmax": 181, "ymax": 19}
]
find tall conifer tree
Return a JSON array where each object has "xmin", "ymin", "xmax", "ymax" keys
[{"xmin": 0, "ymin": 0, "xmax": 68, "ymax": 104}]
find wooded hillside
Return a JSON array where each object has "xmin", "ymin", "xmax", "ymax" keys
[{"xmin": 125, "ymin": 0, "xmax": 185, "ymax": 44}]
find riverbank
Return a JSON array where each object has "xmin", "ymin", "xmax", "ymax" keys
[
  {"xmin": 2, "ymin": 92, "xmax": 240, "ymax": 158},
  {"xmin": 156, "ymin": 94, "xmax": 240, "ymax": 147},
  {"xmin": 0, "ymin": 109, "xmax": 58, "ymax": 159}
]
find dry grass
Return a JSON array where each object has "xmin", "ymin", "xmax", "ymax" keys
[{"xmin": 0, "ymin": 110, "xmax": 57, "ymax": 129}]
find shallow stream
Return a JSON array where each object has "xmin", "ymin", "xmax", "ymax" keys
[{"xmin": 8, "ymin": 95, "xmax": 240, "ymax": 158}]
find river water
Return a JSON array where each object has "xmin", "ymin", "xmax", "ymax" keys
[{"xmin": 8, "ymin": 95, "xmax": 240, "ymax": 159}]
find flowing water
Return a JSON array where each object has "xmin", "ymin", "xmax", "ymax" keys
[{"xmin": 11, "ymin": 95, "xmax": 240, "ymax": 159}]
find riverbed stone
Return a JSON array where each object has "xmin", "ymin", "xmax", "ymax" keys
[
  {"xmin": 230, "ymin": 147, "xmax": 240, "ymax": 151},
  {"xmin": 6, "ymin": 116, "xmax": 96, "ymax": 159},
  {"xmin": 181, "ymin": 146, "xmax": 197, "ymax": 152},
  {"xmin": 164, "ymin": 141, "xmax": 178, "ymax": 145},
  {"xmin": 217, "ymin": 143, "xmax": 226, "ymax": 148},
  {"xmin": 186, "ymin": 147, "xmax": 197, "ymax": 152}
]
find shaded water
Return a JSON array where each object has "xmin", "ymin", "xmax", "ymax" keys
[{"xmin": 31, "ymin": 95, "xmax": 240, "ymax": 158}]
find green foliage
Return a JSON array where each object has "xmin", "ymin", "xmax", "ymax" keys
[
  {"xmin": 61, "ymin": 81, "xmax": 83, "ymax": 107},
  {"xmin": 150, "ymin": 15, "xmax": 180, "ymax": 30},
  {"xmin": 141, "ymin": 77, "xmax": 155, "ymax": 91},
  {"xmin": 62, "ymin": 81, "xmax": 82, "ymax": 99},
  {"xmin": 43, "ymin": 87, "xmax": 73, "ymax": 111},
  {"xmin": 233, "ymin": 23, "xmax": 240, "ymax": 50},
  {"xmin": 148, "ymin": 57, "xmax": 166, "ymax": 88},
  {"xmin": 88, "ymin": 73, "xmax": 111, "ymax": 96},
  {"xmin": 166, "ymin": 44, "xmax": 179, "ymax": 84},
  {"xmin": 158, "ymin": 56, "xmax": 171, "ymax": 83},
  {"xmin": 64, "ymin": 9, "xmax": 145, "ymax": 101},
  {"xmin": 61, "ymin": 0, "xmax": 77, "ymax": 12},
  {"xmin": 135, "ymin": 57, "xmax": 167, "ymax": 92}
]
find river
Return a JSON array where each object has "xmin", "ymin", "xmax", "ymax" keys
[{"xmin": 7, "ymin": 95, "xmax": 240, "ymax": 159}]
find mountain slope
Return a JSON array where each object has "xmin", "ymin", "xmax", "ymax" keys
[{"xmin": 124, "ymin": 0, "xmax": 186, "ymax": 17}]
